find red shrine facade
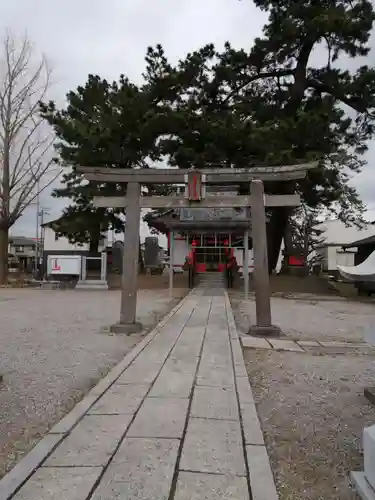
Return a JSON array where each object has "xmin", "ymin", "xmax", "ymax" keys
[{"xmin": 166, "ymin": 231, "xmax": 253, "ymax": 274}]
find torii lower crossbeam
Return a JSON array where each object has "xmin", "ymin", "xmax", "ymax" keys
[{"xmin": 94, "ymin": 194, "xmax": 301, "ymax": 209}]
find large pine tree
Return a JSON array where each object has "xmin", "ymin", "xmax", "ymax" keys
[
  {"xmin": 141, "ymin": 0, "xmax": 375, "ymax": 269},
  {"xmin": 40, "ymin": 74, "xmax": 161, "ymax": 250},
  {"xmin": 42, "ymin": 1, "xmax": 375, "ymax": 269}
]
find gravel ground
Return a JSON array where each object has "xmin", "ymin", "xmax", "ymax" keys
[
  {"xmin": 232, "ymin": 296, "xmax": 375, "ymax": 500},
  {"xmin": 244, "ymin": 349, "xmax": 375, "ymax": 500},
  {"xmin": 233, "ymin": 295, "xmax": 375, "ymax": 342},
  {"xmin": 0, "ymin": 288, "xmax": 182, "ymax": 477}
]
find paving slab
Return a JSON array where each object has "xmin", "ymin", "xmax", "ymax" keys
[
  {"xmin": 268, "ymin": 339, "xmax": 303, "ymax": 352},
  {"xmin": 191, "ymin": 386, "xmax": 239, "ymax": 421},
  {"xmin": 171, "ymin": 342, "xmax": 202, "ymax": 359},
  {"xmin": 175, "ymin": 471, "xmax": 249, "ymax": 500},
  {"xmin": 149, "ymin": 363, "xmax": 196, "ymax": 398},
  {"xmin": 0, "ymin": 434, "xmax": 63, "ymax": 500},
  {"xmin": 205, "ymin": 324, "xmax": 230, "ymax": 336},
  {"xmin": 127, "ymin": 397, "xmax": 189, "ymax": 439},
  {"xmin": 180, "ymin": 417, "xmax": 246, "ymax": 476},
  {"xmin": 246, "ymin": 445, "xmax": 278, "ymax": 500},
  {"xmin": 205, "ymin": 325, "xmax": 230, "ymax": 339},
  {"xmin": 241, "ymin": 403, "xmax": 264, "ymax": 446},
  {"xmin": 164, "ymin": 355, "xmax": 200, "ymax": 374},
  {"xmin": 202, "ymin": 335, "xmax": 230, "ymax": 348},
  {"xmin": 88, "ymin": 384, "xmax": 149, "ymax": 415},
  {"xmin": 236, "ymin": 377, "xmax": 255, "ymax": 405},
  {"xmin": 234, "ymin": 361, "xmax": 248, "ymax": 377},
  {"xmin": 231, "ymin": 338, "xmax": 244, "ymax": 364},
  {"xmin": 201, "ymin": 344, "xmax": 232, "ymax": 367},
  {"xmin": 185, "ymin": 312, "xmax": 210, "ymax": 328},
  {"xmin": 297, "ymin": 340, "xmax": 320, "ymax": 347},
  {"xmin": 45, "ymin": 415, "xmax": 132, "ymax": 467},
  {"xmin": 13, "ymin": 467, "xmax": 102, "ymax": 500},
  {"xmin": 241, "ymin": 337, "xmax": 271, "ymax": 349},
  {"xmin": 197, "ymin": 363, "xmax": 234, "ymax": 388},
  {"xmin": 175, "ymin": 325, "xmax": 205, "ymax": 342},
  {"xmin": 139, "ymin": 341, "xmax": 174, "ymax": 363},
  {"xmin": 319, "ymin": 341, "xmax": 361, "ymax": 348},
  {"xmin": 91, "ymin": 438, "xmax": 179, "ymax": 500},
  {"xmin": 49, "ymin": 395, "xmax": 100, "ymax": 434},
  {"xmin": 116, "ymin": 360, "xmax": 162, "ymax": 384}
]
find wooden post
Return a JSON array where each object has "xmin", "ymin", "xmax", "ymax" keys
[
  {"xmin": 81, "ymin": 256, "xmax": 87, "ymax": 281},
  {"xmin": 248, "ymin": 180, "xmax": 281, "ymax": 336},
  {"xmin": 110, "ymin": 181, "xmax": 142, "ymax": 334},
  {"xmin": 244, "ymin": 229, "xmax": 249, "ymax": 300},
  {"xmin": 169, "ymin": 230, "xmax": 174, "ymax": 297},
  {"xmin": 100, "ymin": 252, "xmax": 107, "ymax": 282}
]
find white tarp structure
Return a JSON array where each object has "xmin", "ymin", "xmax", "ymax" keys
[
  {"xmin": 47, "ymin": 255, "xmax": 82, "ymax": 275},
  {"xmin": 337, "ymin": 250, "xmax": 375, "ymax": 282}
]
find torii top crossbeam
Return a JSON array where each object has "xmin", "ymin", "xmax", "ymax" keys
[{"xmin": 76, "ymin": 161, "xmax": 318, "ymax": 184}]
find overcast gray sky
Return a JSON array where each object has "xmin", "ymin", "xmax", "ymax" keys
[{"xmin": 1, "ymin": 0, "xmax": 374, "ymax": 241}]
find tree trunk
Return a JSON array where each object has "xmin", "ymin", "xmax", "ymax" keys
[
  {"xmin": 89, "ymin": 238, "xmax": 99, "ymax": 253},
  {"xmin": 138, "ymin": 237, "xmax": 145, "ymax": 274},
  {"xmin": 266, "ymin": 181, "xmax": 296, "ymax": 274},
  {"xmin": 280, "ymin": 217, "xmax": 293, "ymax": 274},
  {"xmin": 0, "ymin": 227, "xmax": 9, "ymax": 285},
  {"xmin": 267, "ymin": 208, "xmax": 288, "ymax": 273}
]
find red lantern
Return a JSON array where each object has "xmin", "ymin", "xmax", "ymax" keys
[
  {"xmin": 192, "ymin": 239, "xmax": 197, "ymax": 247},
  {"xmin": 224, "ymin": 239, "xmax": 229, "ymax": 247}
]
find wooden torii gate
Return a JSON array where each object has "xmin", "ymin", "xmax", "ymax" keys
[{"xmin": 77, "ymin": 163, "xmax": 317, "ymax": 335}]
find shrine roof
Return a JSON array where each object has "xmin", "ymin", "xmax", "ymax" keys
[{"xmin": 144, "ymin": 209, "xmax": 251, "ymax": 234}]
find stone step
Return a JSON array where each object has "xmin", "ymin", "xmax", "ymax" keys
[{"xmin": 75, "ymin": 280, "xmax": 109, "ymax": 290}]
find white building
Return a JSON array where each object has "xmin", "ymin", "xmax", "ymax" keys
[
  {"xmin": 316, "ymin": 219, "xmax": 375, "ymax": 273},
  {"xmin": 42, "ymin": 224, "xmax": 110, "ymax": 252}
]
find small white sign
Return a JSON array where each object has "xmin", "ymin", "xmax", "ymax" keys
[{"xmin": 47, "ymin": 255, "xmax": 82, "ymax": 275}]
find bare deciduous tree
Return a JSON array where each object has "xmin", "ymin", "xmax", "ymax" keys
[{"xmin": 0, "ymin": 30, "xmax": 59, "ymax": 284}]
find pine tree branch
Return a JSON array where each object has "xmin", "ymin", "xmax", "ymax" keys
[
  {"xmin": 222, "ymin": 69, "xmax": 294, "ymax": 103},
  {"xmin": 306, "ymin": 78, "xmax": 369, "ymax": 114}
]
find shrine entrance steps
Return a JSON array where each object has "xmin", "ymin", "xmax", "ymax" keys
[
  {"xmin": 197, "ymin": 271, "xmax": 225, "ymax": 288},
  {"xmin": 0, "ymin": 288, "xmax": 278, "ymax": 500}
]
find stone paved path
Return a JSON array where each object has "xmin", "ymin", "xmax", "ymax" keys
[{"xmin": 0, "ymin": 289, "xmax": 278, "ymax": 500}]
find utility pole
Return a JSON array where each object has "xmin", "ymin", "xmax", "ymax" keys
[
  {"xmin": 34, "ymin": 177, "xmax": 40, "ymax": 275},
  {"xmin": 38, "ymin": 207, "xmax": 50, "ymax": 279}
]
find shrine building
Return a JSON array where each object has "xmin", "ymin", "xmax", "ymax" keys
[{"xmin": 145, "ymin": 186, "xmax": 254, "ymax": 274}]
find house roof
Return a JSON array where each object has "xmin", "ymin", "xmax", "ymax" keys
[
  {"xmin": 9, "ymin": 236, "xmax": 36, "ymax": 246},
  {"xmin": 41, "ymin": 216, "xmax": 64, "ymax": 228},
  {"xmin": 316, "ymin": 219, "xmax": 375, "ymax": 247},
  {"xmin": 343, "ymin": 234, "xmax": 375, "ymax": 249},
  {"xmin": 144, "ymin": 210, "xmax": 176, "ymax": 234}
]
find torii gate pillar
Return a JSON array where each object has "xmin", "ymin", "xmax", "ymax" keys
[
  {"xmin": 248, "ymin": 180, "xmax": 281, "ymax": 336},
  {"xmin": 110, "ymin": 181, "xmax": 143, "ymax": 334}
]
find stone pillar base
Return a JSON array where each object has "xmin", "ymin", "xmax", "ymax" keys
[
  {"xmin": 351, "ymin": 424, "xmax": 375, "ymax": 499},
  {"xmin": 351, "ymin": 471, "xmax": 375, "ymax": 500},
  {"xmin": 248, "ymin": 324, "xmax": 282, "ymax": 337},
  {"xmin": 109, "ymin": 322, "xmax": 143, "ymax": 335}
]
